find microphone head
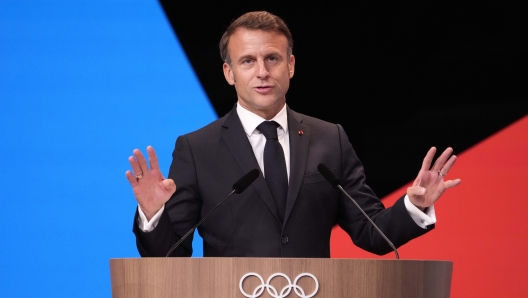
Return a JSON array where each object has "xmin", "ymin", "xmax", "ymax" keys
[
  {"xmin": 317, "ymin": 163, "xmax": 341, "ymax": 189},
  {"xmin": 233, "ymin": 169, "xmax": 259, "ymax": 194}
]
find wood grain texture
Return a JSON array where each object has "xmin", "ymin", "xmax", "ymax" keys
[{"xmin": 110, "ymin": 258, "xmax": 452, "ymax": 298}]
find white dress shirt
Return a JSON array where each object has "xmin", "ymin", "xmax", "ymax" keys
[
  {"xmin": 138, "ymin": 102, "xmax": 436, "ymax": 231},
  {"xmin": 236, "ymin": 102, "xmax": 290, "ymax": 181}
]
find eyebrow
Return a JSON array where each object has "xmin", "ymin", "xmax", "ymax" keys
[
  {"xmin": 266, "ymin": 50, "xmax": 281, "ymax": 56},
  {"xmin": 237, "ymin": 54, "xmax": 255, "ymax": 63},
  {"xmin": 236, "ymin": 51, "xmax": 283, "ymax": 63}
]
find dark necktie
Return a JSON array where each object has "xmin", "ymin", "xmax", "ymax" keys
[{"xmin": 257, "ymin": 121, "xmax": 288, "ymax": 223}]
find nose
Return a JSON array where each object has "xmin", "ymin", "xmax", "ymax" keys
[{"xmin": 256, "ymin": 60, "xmax": 270, "ymax": 79}]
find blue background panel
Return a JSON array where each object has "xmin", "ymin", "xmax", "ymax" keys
[{"xmin": 0, "ymin": 1, "xmax": 215, "ymax": 296}]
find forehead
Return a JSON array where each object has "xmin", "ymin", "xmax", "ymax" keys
[{"xmin": 228, "ymin": 28, "xmax": 289, "ymax": 57}]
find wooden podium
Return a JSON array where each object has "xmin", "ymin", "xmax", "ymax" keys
[{"xmin": 110, "ymin": 258, "xmax": 452, "ymax": 298}]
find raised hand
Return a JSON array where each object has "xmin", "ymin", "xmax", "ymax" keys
[
  {"xmin": 125, "ymin": 146, "xmax": 176, "ymax": 220},
  {"xmin": 407, "ymin": 147, "xmax": 461, "ymax": 210}
]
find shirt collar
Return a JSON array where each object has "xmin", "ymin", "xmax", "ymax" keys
[{"xmin": 236, "ymin": 102, "xmax": 288, "ymax": 137}]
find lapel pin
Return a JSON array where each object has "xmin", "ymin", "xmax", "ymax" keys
[{"xmin": 298, "ymin": 130, "xmax": 304, "ymax": 135}]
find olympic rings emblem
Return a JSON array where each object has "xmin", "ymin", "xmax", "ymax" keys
[{"xmin": 239, "ymin": 272, "xmax": 319, "ymax": 298}]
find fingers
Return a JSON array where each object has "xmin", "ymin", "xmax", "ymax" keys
[
  {"xmin": 147, "ymin": 146, "xmax": 160, "ymax": 170},
  {"xmin": 126, "ymin": 146, "xmax": 162, "ymax": 189},
  {"xmin": 439, "ymin": 155, "xmax": 457, "ymax": 176},
  {"xmin": 128, "ymin": 155, "xmax": 143, "ymax": 177},
  {"xmin": 421, "ymin": 147, "xmax": 437, "ymax": 171},
  {"xmin": 431, "ymin": 147, "xmax": 454, "ymax": 172},
  {"xmin": 133, "ymin": 149, "xmax": 149, "ymax": 174},
  {"xmin": 129, "ymin": 146, "xmax": 157, "ymax": 174},
  {"xmin": 412, "ymin": 169, "xmax": 425, "ymax": 186},
  {"xmin": 445, "ymin": 178, "xmax": 461, "ymax": 189},
  {"xmin": 125, "ymin": 170, "xmax": 138, "ymax": 187},
  {"xmin": 423, "ymin": 147, "xmax": 456, "ymax": 175}
]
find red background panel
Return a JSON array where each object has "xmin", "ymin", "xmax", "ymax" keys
[{"xmin": 330, "ymin": 115, "xmax": 528, "ymax": 297}]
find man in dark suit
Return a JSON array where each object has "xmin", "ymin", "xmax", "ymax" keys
[{"xmin": 126, "ymin": 11, "xmax": 461, "ymax": 258}]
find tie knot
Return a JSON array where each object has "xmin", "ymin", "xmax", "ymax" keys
[{"xmin": 257, "ymin": 121, "xmax": 280, "ymax": 140}]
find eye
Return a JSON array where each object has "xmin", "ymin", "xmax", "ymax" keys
[
  {"xmin": 242, "ymin": 59, "xmax": 253, "ymax": 64},
  {"xmin": 268, "ymin": 56, "xmax": 278, "ymax": 62}
]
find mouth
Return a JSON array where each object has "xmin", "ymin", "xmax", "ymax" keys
[{"xmin": 254, "ymin": 85, "xmax": 274, "ymax": 93}]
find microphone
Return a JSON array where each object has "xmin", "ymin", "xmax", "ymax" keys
[
  {"xmin": 317, "ymin": 163, "xmax": 400, "ymax": 259},
  {"xmin": 233, "ymin": 169, "xmax": 260, "ymax": 193},
  {"xmin": 165, "ymin": 169, "xmax": 259, "ymax": 257}
]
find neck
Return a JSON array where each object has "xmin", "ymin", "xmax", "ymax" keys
[{"xmin": 238, "ymin": 102, "xmax": 286, "ymax": 120}]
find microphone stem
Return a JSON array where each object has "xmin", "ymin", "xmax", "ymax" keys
[
  {"xmin": 337, "ymin": 185, "xmax": 400, "ymax": 259},
  {"xmin": 165, "ymin": 189, "xmax": 236, "ymax": 257}
]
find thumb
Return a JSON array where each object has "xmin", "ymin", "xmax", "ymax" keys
[
  {"xmin": 407, "ymin": 186, "xmax": 426, "ymax": 197},
  {"xmin": 161, "ymin": 178, "xmax": 177, "ymax": 195}
]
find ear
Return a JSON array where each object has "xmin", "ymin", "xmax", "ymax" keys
[
  {"xmin": 288, "ymin": 54, "xmax": 295, "ymax": 78},
  {"xmin": 223, "ymin": 62, "xmax": 235, "ymax": 85}
]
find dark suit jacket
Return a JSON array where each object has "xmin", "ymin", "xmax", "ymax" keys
[{"xmin": 134, "ymin": 106, "xmax": 433, "ymax": 257}]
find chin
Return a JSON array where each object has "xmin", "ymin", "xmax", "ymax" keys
[{"xmin": 256, "ymin": 96, "xmax": 284, "ymax": 107}]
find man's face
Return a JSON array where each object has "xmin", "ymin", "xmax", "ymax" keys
[{"xmin": 223, "ymin": 28, "xmax": 295, "ymax": 120}]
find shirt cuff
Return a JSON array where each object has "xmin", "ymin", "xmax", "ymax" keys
[
  {"xmin": 137, "ymin": 204, "xmax": 165, "ymax": 232},
  {"xmin": 404, "ymin": 195, "xmax": 436, "ymax": 229}
]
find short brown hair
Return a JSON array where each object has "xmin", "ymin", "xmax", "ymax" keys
[{"xmin": 219, "ymin": 11, "xmax": 293, "ymax": 65}]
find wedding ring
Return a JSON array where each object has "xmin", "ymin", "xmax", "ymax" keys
[
  {"xmin": 438, "ymin": 171, "xmax": 446, "ymax": 177},
  {"xmin": 135, "ymin": 174, "xmax": 143, "ymax": 179}
]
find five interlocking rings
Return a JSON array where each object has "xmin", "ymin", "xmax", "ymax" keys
[{"xmin": 239, "ymin": 272, "xmax": 319, "ymax": 298}]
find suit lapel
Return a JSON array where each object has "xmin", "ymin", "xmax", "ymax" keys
[
  {"xmin": 220, "ymin": 107, "xmax": 282, "ymax": 223},
  {"xmin": 283, "ymin": 108, "xmax": 310, "ymax": 226}
]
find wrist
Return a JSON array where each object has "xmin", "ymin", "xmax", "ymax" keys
[{"xmin": 139, "ymin": 204, "xmax": 163, "ymax": 221}]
